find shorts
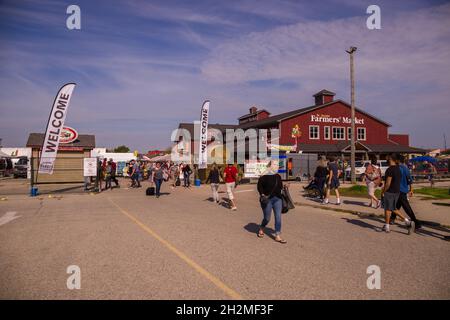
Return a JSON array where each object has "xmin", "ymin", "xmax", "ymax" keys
[
  {"xmin": 226, "ymin": 182, "xmax": 235, "ymax": 200},
  {"xmin": 367, "ymin": 181, "xmax": 376, "ymax": 197},
  {"xmin": 328, "ymin": 177, "xmax": 340, "ymax": 190},
  {"xmin": 382, "ymin": 192, "xmax": 399, "ymax": 211}
]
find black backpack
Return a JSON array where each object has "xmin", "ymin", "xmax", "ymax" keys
[{"xmin": 146, "ymin": 187, "xmax": 155, "ymax": 196}]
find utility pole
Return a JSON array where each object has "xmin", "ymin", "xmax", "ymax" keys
[{"xmin": 346, "ymin": 46, "xmax": 357, "ymax": 184}]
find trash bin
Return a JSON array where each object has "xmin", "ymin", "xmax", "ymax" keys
[
  {"xmin": 30, "ymin": 186, "xmax": 38, "ymax": 197},
  {"xmin": 194, "ymin": 179, "xmax": 201, "ymax": 187}
]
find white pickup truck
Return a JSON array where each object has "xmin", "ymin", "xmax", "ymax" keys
[{"xmin": 345, "ymin": 160, "xmax": 389, "ymax": 180}]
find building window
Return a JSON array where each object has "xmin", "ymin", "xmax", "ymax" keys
[
  {"xmin": 357, "ymin": 127, "xmax": 366, "ymax": 141},
  {"xmin": 332, "ymin": 127, "xmax": 345, "ymax": 140},
  {"xmin": 324, "ymin": 126, "xmax": 330, "ymax": 140},
  {"xmin": 309, "ymin": 125, "xmax": 320, "ymax": 140},
  {"xmin": 347, "ymin": 127, "xmax": 352, "ymax": 140}
]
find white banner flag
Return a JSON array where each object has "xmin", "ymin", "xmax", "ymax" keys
[
  {"xmin": 198, "ymin": 100, "xmax": 210, "ymax": 169},
  {"xmin": 38, "ymin": 83, "xmax": 76, "ymax": 174}
]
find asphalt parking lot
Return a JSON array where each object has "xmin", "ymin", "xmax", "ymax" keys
[{"xmin": 0, "ymin": 178, "xmax": 449, "ymax": 299}]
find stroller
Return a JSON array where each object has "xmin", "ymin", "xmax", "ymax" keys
[{"xmin": 303, "ymin": 178, "xmax": 324, "ymax": 199}]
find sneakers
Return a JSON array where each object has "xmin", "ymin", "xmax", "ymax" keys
[
  {"xmin": 336, "ymin": 199, "xmax": 341, "ymax": 205},
  {"xmin": 231, "ymin": 206, "xmax": 237, "ymax": 211},
  {"xmin": 382, "ymin": 224, "xmax": 390, "ymax": 233},
  {"xmin": 406, "ymin": 220, "xmax": 415, "ymax": 235},
  {"xmin": 322, "ymin": 199, "xmax": 329, "ymax": 205}
]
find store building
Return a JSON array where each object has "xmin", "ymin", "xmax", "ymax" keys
[
  {"xmin": 175, "ymin": 89, "xmax": 425, "ymax": 161},
  {"xmin": 26, "ymin": 131, "xmax": 95, "ymax": 184}
]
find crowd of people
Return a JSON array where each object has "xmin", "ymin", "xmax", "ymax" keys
[
  {"xmin": 309, "ymin": 153, "xmax": 424, "ymax": 234},
  {"xmin": 93, "ymin": 151, "xmax": 433, "ymax": 245}
]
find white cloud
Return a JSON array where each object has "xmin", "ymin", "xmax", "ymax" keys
[{"xmin": 202, "ymin": 4, "xmax": 450, "ymax": 86}]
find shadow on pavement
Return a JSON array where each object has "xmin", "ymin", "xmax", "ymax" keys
[
  {"xmin": 343, "ymin": 199, "xmax": 368, "ymax": 206},
  {"xmin": 341, "ymin": 218, "xmax": 380, "ymax": 232},
  {"xmin": 244, "ymin": 223, "xmax": 276, "ymax": 239},
  {"xmin": 343, "ymin": 216, "xmax": 449, "ymax": 240}
]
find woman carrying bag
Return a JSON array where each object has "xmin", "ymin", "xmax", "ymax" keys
[
  {"xmin": 363, "ymin": 156, "xmax": 382, "ymax": 208},
  {"xmin": 257, "ymin": 161, "xmax": 287, "ymax": 244}
]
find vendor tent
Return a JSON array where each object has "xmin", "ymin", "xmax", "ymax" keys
[
  {"xmin": 409, "ymin": 156, "xmax": 438, "ymax": 163},
  {"xmin": 0, "ymin": 150, "xmax": 11, "ymax": 157},
  {"xmin": 149, "ymin": 154, "xmax": 171, "ymax": 162}
]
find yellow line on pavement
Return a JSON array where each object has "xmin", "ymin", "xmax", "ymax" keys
[{"xmin": 108, "ymin": 198, "xmax": 243, "ymax": 300}]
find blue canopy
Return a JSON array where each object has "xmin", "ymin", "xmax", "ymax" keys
[{"xmin": 409, "ymin": 156, "xmax": 437, "ymax": 163}]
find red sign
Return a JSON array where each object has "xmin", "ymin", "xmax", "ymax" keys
[
  {"xmin": 58, "ymin": 146, "xmax": 84, "ymax": 151},
  {"xmin": 60, "ymin": 126, "xmax": 78, "ymax": 144}
]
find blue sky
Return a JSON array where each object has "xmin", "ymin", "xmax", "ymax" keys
[{"xmin": 1, "ymin": 0, "xmax": 449, "ymax": 151}]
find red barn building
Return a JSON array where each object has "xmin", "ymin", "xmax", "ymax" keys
[{"xmin": 176, "ymin": 89, "xmax": 424, "ymax": 161}]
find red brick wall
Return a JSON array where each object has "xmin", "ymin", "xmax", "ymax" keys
[{"xmin": 279, "ymin": 101, "xmax": 390, "ymax": 145}]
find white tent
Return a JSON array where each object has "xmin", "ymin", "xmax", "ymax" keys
[
  {"xmin": 149, "ymin": 154, "xmax": 171, "ymax": 162},
  {"xmin": 0, "ymin": 150, "xmax": 11, "ymax": 157}
]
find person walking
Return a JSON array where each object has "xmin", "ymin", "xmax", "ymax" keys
[
  {"xmin": 170, "ymin": 163, "xmax": 179, "ymax": 189},
  {"xmin": 314, "ymin": 157, "xmax": 328, "ymax": 200},
  {"xmin": 96, "ymin": 158, "xmax": 104, "ymax": 192},
  {"xmin": 390, "ymin": 155, "xmax": 423, "ymax": 229},
  {"xmin": 323, "ymin": 156, "xmax": 341, "ymax": 205},
  {"xmin": 178, "ymin": 163, "xmax": 184, "ymax": 186},
  {"xmin": 381, "ymin": 153, "xmax": 415, "ymax": 234},
  {"xmin": 153, "ymin": 162, "xmax": 164, "ymax": 198},
  {"xmin": 132, "ymin": 160, "xmax": 141, "ymax": 188},
  {"xmin": 257, "ymin": 161, "xmax": 287, "ymax": 244},
  {"xmin": 183, "ymin": 164, "xmax": 192, "ymax": 188},
  {"xmin": 109, "ymin": 158, "xmax": 120, "ymax": 188},
  {"xmin": 223, "ymin": 163, "xmax": 238, "ymax": 211},
  {"xmin": 363, "ymin": 156, "xmax": 382, "ymax": 208},
  {"xmin": 424, "ymin": 161, "xmax": 437, "ymax": 187},
  {"xmin": 128, "ymin": 161, "xmax": 135, "ymax": 188},
  {"xmin": 206, "ymin": 163, "xmax": 221, "ymax": 204},
  {"xmin": 105, "ymin": 160, "xmax": 113, "ymax": 190}
]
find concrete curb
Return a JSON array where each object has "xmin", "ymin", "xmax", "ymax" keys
[{"xmin": 294, "ymin": 201, "xmax": 450, "ymax": 229}]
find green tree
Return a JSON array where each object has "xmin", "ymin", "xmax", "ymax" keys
[{"xmin": 113, "ymin": 145, "xmax": 130, "ymax": 153}]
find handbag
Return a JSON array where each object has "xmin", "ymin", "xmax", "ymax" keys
[{"xmin": 281, "ymin": 186, "xmax": 295, "ymax": 213}]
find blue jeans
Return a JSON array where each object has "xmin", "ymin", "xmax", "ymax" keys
[
  {"xmin": 183, "ymin": 172, "xmax": 191, "ymax": 187},
  {"xmin": 260, "ymin": 196, "xmax": 282, "ymax": 235},
  {"xmin": 154, "ymin": 178, "xmax": 163, "ymax": 196}
]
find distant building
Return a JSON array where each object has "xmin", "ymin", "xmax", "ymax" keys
[
  {"xmin": 175, "ymin": 89, "xmax": 425, "ymax": 161},
  {"xmin": 26, "ymin": 132, "xmax": 95, "ymax": 184}
]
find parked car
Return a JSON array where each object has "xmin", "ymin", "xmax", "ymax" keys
[
  {"xmin": 435, "ymin": 160, "xmax": 449, "ymax": 175},
  {"xmin": 13, "ymin": 157, "xmax": 28, "ymax": 178}
]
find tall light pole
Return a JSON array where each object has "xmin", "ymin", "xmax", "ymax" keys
[{"xmin": 346, "ymin": 46, "xmax": 357, "ymax": 184}]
